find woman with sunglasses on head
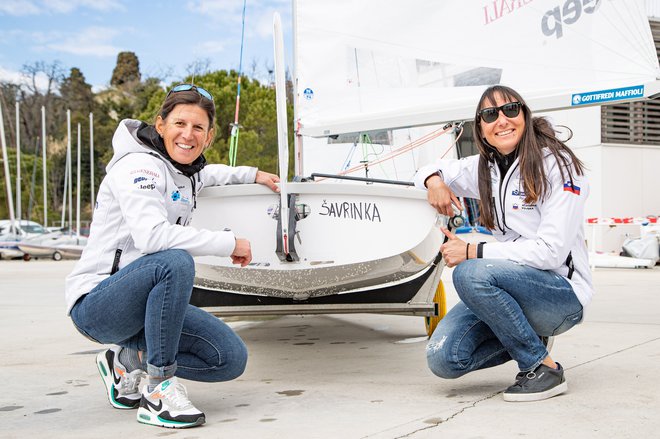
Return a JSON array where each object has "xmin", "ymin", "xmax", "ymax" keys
[
  {"xmin": 414, "ymin": 84, "xmax": 592, "ymax": 402},
  {"xmin": 65, "ymin": 84, "xmax": 280, "ymax": 428}
]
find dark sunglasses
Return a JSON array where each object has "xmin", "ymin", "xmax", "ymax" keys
[
  {"xmin": 166, "ymin": 83, "xmax": 214, "ymax": 101},
  {"xmin": 478, "ymin": 102, "xmax": 523, "ymax": 123}
]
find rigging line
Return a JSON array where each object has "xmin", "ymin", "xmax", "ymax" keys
[
  {"xmin": 521, "ymin": 0, "xmax": 656, "ymax": 76},
  {"xmin": 341, "ymin": 140, "xmax": 358, "ymax": 171},
  {"xmin": 572, "ymin": 2, "xmax": 658, "ymax": 75},
  {"xmin": 361, "ymin": 135, "xmax": 389, "ymax": 178},
  {"xmin": 441, "ymin": 125, "xmax": 463, "ymax": 159},
  {"xmin": 341, "ymin": 135, "xmax": 431, "ymax": 174},
  {"xmin": 599, "ymin": 0, "xmax": 653, "ymax": 68},
  {"xmin": 610, "ymin": 0, "xmax": 653, "ymax": 62},
  {"xmin": 406, "ymin": 129, "xmax": 415, "ymax": 178},
  {"xmin": 624, "ymin": 0, "xmax": 658, "ymax": 66},
  {"xmin": 317, "ymin": 124, "xmax": 463, "ymax": 183},
  {"xmin": 312, "ymin": 127, "xmax": 450, "ymax": 182},
  {"xmin": 338, "ymin": 126, "xmax": 450, "ymax": 176},
  {"xmin": 229, "ymin": 0, "xmax": 247, "ymax": 167}
]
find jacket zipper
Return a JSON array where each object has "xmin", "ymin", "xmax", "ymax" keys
[
  {"xmin": 189, "ymin": 175, "xmax": 197, "ymax": 209},
  {"xmin": 496, "ymin": 161, "xmax": 519, "ymax": 235}
]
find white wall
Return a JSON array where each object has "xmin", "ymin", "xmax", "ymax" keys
[
  {"xmin": 639, "ymin": 146, "xmax": 660, "ymax": 214},
  {"xmin": 542, "ymin": 106, "xmax": 602, "ymax": 149}
]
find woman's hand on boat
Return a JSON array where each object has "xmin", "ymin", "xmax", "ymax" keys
[
  {"xmin": 255, "ymin": 170, "xmax": 281, "ymax": 192},
  {"xmin": 426, "ymin": 176, "xmax": 462, "ymax": 217},
  {"xmin": 440, "ymin": 228, "xmax": 467, "ymax": 268},
  {"xmin": 231, "ymin": 238, "xmax": 253, "ymax": 267}
]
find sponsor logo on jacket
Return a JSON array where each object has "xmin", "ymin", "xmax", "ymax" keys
[
  {"xmin": 170, "ymin": 190, "xmax": 190, "ymax": 204},
  {"xmin": 512, "ymin": 202, "xmax": 535, "ymax": 211},
  {"xmin": 130, "ymin": 169, "xmax": 160, "ymax": 178},
  {"xmin": 133, "ymin": 176, "xmax": 156, "ymax": 190}
]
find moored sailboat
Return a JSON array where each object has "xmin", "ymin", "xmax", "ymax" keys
[{"xmin": 190, "ymin": 0, "xmax": 658, "ymax": 329}]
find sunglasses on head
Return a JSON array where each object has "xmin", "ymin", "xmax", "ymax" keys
[
  {"xmin": 478, "ymin": 101, "xmax": 523, "ymax": 124},
  {"xmin": 167, "ymin": 83, "xmax": 214, "ymax": 101}
]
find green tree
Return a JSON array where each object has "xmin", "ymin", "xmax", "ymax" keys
[
  {"xmin": 110, "ymin": 52, "xmax": 141, "ymax": 89},
  {"xmin": 60, "ymin": 68, "xmax": 94, "ymax": 114}
]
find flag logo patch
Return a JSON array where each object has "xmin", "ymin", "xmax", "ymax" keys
[{"xmin": 563, "ymin": 181, "xmax": 580, "ymax": 195}]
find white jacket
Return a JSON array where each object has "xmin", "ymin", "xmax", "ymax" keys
[
  {"xmin": 65, "ymin": 119, "xmax": 258, "ymax": 313},
  {"xmin": 414, "ymin": 151, "xmax": 593, "ymax": 308}
]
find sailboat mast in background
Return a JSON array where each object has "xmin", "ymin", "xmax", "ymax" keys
[
  {"xmin": 41, "ymin": 106, "xmax": 47, "ymax": 227},
  {"xmin": 15, "ymin": 101, "xmax": 20, "ymax": 223},
  {"xmin": 0, "ymin": 103, "xmax": 16, "ymax": 231}
]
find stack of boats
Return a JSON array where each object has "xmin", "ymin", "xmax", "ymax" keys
[
  {"xmin": 16, "ymin": 232, "xmax": 87, "ymax": 261},
  {"xmin": 0, "ymin": 221, "xmax": 86, "ymax": 260}
]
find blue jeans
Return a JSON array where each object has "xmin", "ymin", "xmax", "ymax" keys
[
  {"xmin": 70, "ymin": 249, "xmax": 247, "ymax": 382},
  {"xmin": 427, "ymin": 259, "xmax": 583, "ymax": 377}
]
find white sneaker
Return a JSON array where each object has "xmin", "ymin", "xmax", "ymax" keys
[
  {"xmin": 136, "ymin": 377, "xmax": 205, "ymax": 428},
  {"xmin": 96, "ymin": 347, "xmax": 145, "ymax": 409}
]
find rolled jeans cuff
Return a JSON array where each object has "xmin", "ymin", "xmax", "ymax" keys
[{"xmin": 147, "ymin": 361, "xmax": 177, "ymax": 379}]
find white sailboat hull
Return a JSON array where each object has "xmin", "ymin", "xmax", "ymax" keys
[
  {"xmin": 589, "ymin": 252, "xmax": 656, "ymax": 269},
  {"xmin": 55, "ymin": 244, "xmax": 86, "ymax": 259},
  {"xmin": 190, "ymin": 181, "xmax": 445, "ymax": 314},
  {"xmin": 0, "ymin": 240, "xmax": 23, "ymax": 259},
  {"xmin": 18, "ymin": 235, "xmax": 87, "ymax": 260},
  {"xmin": 16, "ymin": 243, "xmax": 56, "ymax": 258}
]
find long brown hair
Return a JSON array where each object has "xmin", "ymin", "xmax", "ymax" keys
[{"xmin": 473, "ymin": 85, "xmax": 585, "ymax": 229}]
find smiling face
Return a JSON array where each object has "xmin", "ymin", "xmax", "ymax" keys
[
  {"xmin": 479, "ymin": 92, "xmax": 525, "ymax": 156},
  {"xmin": 155, "ymin": 104, "xmax": 215, "ymax": 165}
]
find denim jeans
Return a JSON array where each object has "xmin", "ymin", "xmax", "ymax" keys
[
  {"xmin": 70, "ymin": 249, "xmax": 247, "ymax": 382},
  {"xmin": 427, "ymin": 259, "xmax": 583, "ymax": 377}
]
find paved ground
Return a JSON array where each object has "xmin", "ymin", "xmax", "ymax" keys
[{"xmin": 1, "ymin": 259, "xmax": 659, "ymax": 439}]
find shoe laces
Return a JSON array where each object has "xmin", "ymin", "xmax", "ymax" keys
[
  {"xmin": 160, "ymin": 379, "xmax": 194, "ymax": 410},
  {"xmin": 120, "ymin": 369, "xmax": 145, "ymax": 395}
]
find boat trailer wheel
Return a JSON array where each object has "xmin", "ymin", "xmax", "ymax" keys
[{"xmin": 425, "ymin": 280, "xmax": 448, "ymax": 337}]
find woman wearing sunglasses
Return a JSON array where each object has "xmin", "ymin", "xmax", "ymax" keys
[
  {"xmin": 65, "ymin": 84, "xmax": 280, "ymax": 428},
  {"xmin": 414, "ymin": 85, "xmax": 592, "ymax": 402}
]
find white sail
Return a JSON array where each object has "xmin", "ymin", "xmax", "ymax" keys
[{"xmin": 294, "ymin": 0, "xmax": 660, "ymax": 137}]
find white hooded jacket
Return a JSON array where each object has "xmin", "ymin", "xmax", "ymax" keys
[
  {"xmin": 414, "ymin": 150, "xmax": 593, "ymax": 308},
  {"xmin": 65, "ymin": 119, "xmax": 257, "ymax": 313}
]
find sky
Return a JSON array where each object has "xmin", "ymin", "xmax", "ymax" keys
[{"xmin": 0, "ymin": 0, "xmax": 293, "ymax": 91}]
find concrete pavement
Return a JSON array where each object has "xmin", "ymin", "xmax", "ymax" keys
[{"xmin": 1, "ymin": 259, "xmax": 658, "ymax": 438}]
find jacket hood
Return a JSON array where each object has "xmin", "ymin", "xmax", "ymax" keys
[{"xmin": 107, "ymin": 119, "xmax": 206, "ymax": 177}]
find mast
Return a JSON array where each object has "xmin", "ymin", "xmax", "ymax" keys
[
  {"xmin": 273, "ymin": 12, "xmax": 297, "ymax": 262},
  {"xmin": 41, "ymin": 106, "xmax": 47, "ymax": 227},
  {"xmin": 67, "ymin": 113, "xmax": 73, "ymax": 234},
  {"xmin": 292, "ymin": 0, "xmax": 302, "ymax": 176},
  {"xmin": 15, "ymin": 100, "xmax": 20, "ymax": 224},
  {"xmin": 76, "ymin": 123, "xmax": 81, "ymax": 239},
  {"xmin": 27, "ymin": 137, "xmax": 39, "ymax": 222},
  {"xmin": 61, "ymin": 109, "xmax": 71, "ymax": 232},
  {"xmin": 89, "ymin": 112, "xmax": 95, "ymax": 211},
  {"xmin": 228, "ymin": 0, "xmax": 247, "ymax": 167},
  {"xmin": 0, "ymin": 103, "xmax": 17, "ymax": 233}
]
